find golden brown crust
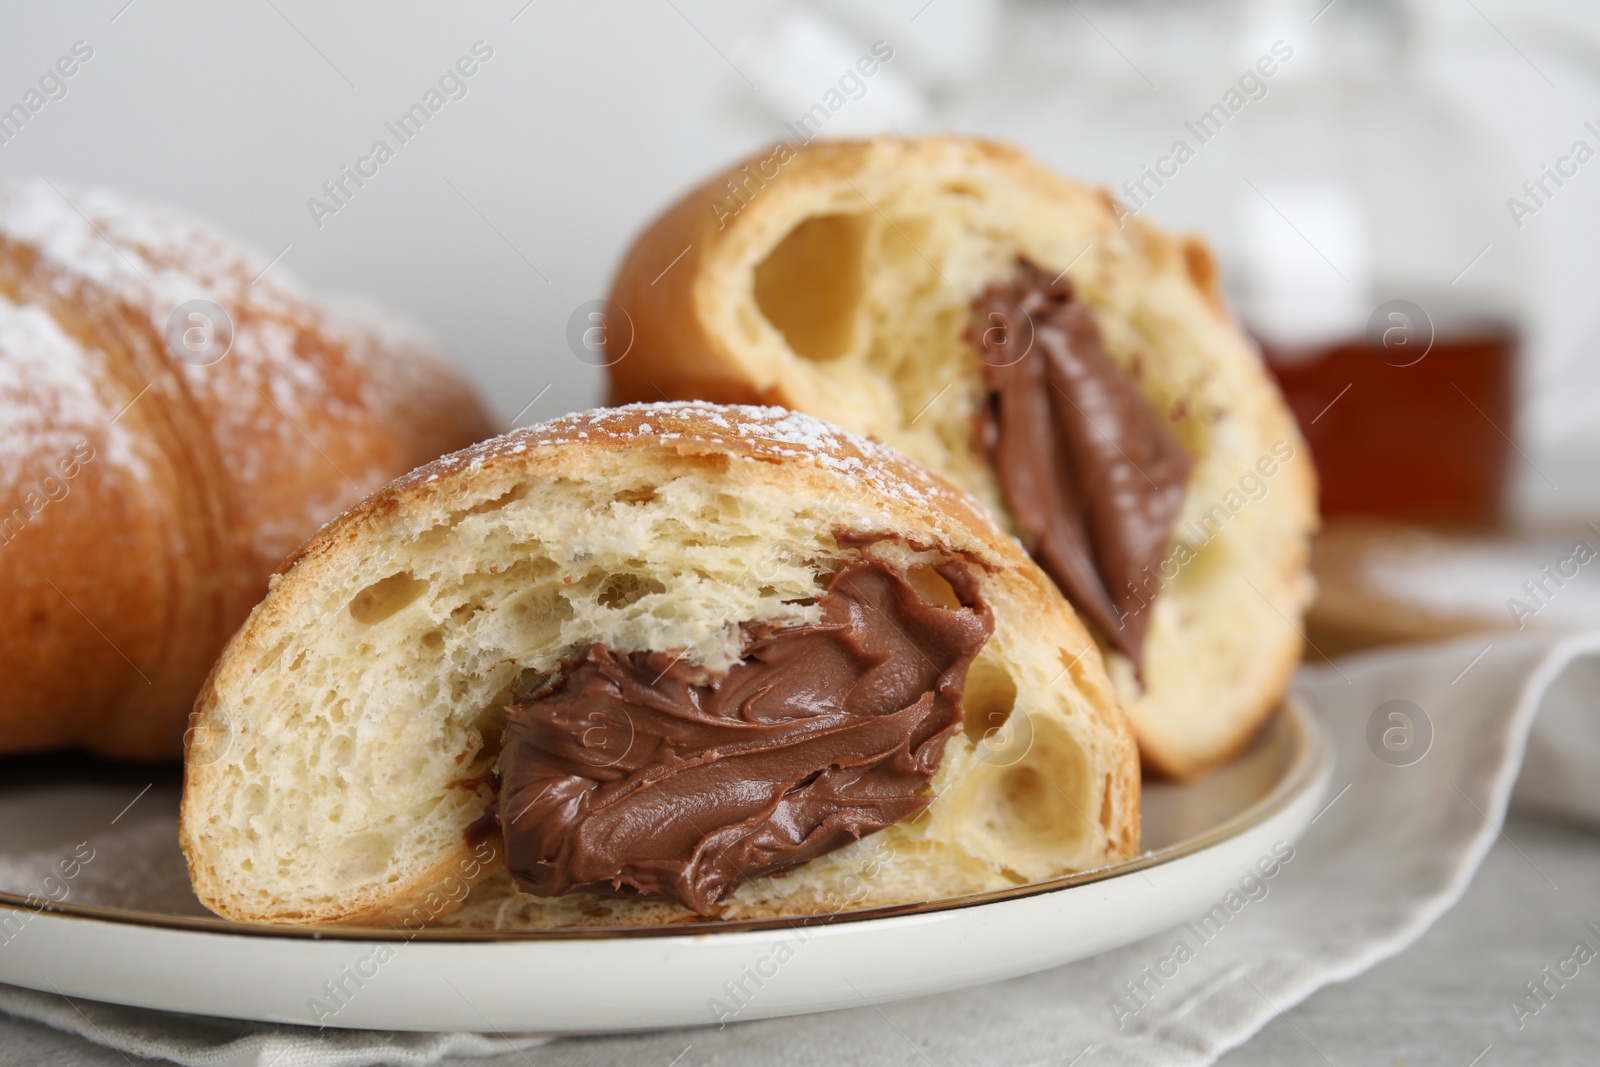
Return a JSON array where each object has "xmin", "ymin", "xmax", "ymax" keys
[
  {"xmin": 181, "ymin": 402, "xmax": 1140, "ymax": 925},
  {"xmin": 0, "ymin": 181, "xmax": 495, "ymax": 759},
  {"xmin": 281, "ymin": 402, "xmax": 1016, "ymax": 577},
  {"xmin": 605, "ymin": 136, "xmax": 1318, "ymax": 779},
  {"xmin": 607, "ymin": 137, "xmax": 1220, "ymax": 406}
]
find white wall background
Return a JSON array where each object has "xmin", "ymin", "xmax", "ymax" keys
[{"xmin": 3, "ymin": 0, "xmax": 1598, "ymax": 516}]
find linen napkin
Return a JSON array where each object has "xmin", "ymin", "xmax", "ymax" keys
[{"xmin": 2, "ymin": 628, "xmax": 1595, "ymax": 1067}]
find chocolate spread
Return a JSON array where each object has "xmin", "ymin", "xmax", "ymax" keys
[
  {"xmin": 495, "ymin": 559, "xmax": 993, "ymax": 913},
  {"xmin": 967, "ymin": 259, "xmax": 1191, "ymax": 668}
]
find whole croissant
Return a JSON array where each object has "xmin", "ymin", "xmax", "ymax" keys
[{"xmin": 0, "ymin": 180, "xmax": 496, "ymax": 758}]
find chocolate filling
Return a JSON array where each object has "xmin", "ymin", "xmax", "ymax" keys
[
  {"xmin": 966, "ymin": 259, "xmax": 1191, "ymax": 668},
  {"xmin": 494, "ymin": 559, "xmax": 993, "ymax": 913}
]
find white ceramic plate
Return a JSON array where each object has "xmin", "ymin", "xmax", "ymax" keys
[{"xmin": 0, "ymin": 700, "xmax": 1329, "ymax": 1033}]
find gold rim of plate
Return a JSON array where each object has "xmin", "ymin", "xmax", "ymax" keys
[{"xmin": 0, "ymin": 699, "xmax": 1327, "ymax": 942}]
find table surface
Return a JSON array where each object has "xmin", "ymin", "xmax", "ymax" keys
[
  {"xmin": 1215, "ymin": 812, "xmax": 1600, "ymax": 1067},
  {"xmin": 2, "ymin": 812, "xmax": 1596, "ymax": 1067}
]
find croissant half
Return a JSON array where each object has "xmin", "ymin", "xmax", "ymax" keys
[
  {"xmin": 179, "ymin": 403, "xmax": 1138, "ymax": 927},
  {"xmin": 607, "ymin": 137, "xmax": 1318, "ymax": 778}
]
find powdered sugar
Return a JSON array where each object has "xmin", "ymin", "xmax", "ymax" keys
[
  {"xmin": 0, "ymin": 179, "xmax": 451, "ymax": 430},
  {"xmin": 0, "ymin": 292, "xmax": 144, "ymax": 484},
  {"xmin": 0, "ymin": 181, "xmax": 293, "ymax": 328},
  {"xmin": 390, "ymin": 401, "xmax": 961, "ymax": 517},
  {"xmin": 0, "ymin": 179, "xmax": 475, "ymax": 565}
]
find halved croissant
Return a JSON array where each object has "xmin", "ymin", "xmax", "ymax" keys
[
  {"xmin": 180, "ymin": 403, "xmax": 1139, "ymax": 927},
  {"xmin": 607, "ymin": 137, "xmax": 1318, "ymax": 778}
]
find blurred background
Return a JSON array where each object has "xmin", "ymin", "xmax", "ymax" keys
[{"xmin": 5, "ymin": 0, "xmax": 1600, "ymax": 651}]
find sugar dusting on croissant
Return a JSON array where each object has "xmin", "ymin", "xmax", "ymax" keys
[{"xmin": 0, "ymin": 180, "xmax": 495, "ymax": 758}]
